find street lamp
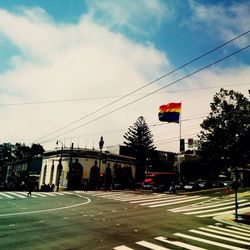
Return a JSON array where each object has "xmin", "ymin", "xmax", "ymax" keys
[
  {"xmin": 98, "ymin": 136, "xmax": 104, "ymax": 189},
  {"xmin": 98, "ymin": 136, "xmax": 104, "ymax": 169},
  {"xmin": 56, "ymin": 140, "xmax": 63, "ymax": 192}
]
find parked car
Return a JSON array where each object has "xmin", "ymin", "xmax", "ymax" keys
[
  {"xmin": 197, "ymin": 180, "xmax": 212, "ymax": 189},
  {"xmin": 222, "ymin": 180, "xmax": 232, "ymax": 187},
  {"xmin": 184, "ymin": 181, "xmax": 199, "ymax": 191}
]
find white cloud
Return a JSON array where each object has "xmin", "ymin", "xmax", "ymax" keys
[
  {"xmin": 0, "ymin": 7, "xmax": 171, "ymax": 149},
  {"xmin": 86, "ymin": 0, "xmax": 171, "ymax": 34},
  {"xmin": 189, "ymin": 0, "xmax": 250, "ymax": 47},
  {"xmin": 0, "ymin": 4, "xmax": 249, "ymax": 154}
]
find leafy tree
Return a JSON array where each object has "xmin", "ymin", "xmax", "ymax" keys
[
  {"xmin": 123, "ymin": 116, "xmax": 155, "ymax": 181},
  {"xmin": 198, "ymin": 88, "xmax": 250, "ymax": 178}
]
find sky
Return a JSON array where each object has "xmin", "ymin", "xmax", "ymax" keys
[{"xmin": 0, "ymin": 0, "xmax": 249, "ymax": 153}]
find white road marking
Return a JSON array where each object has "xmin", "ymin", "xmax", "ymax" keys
[
  {"xmin": 198, "ymin": 227, "xmax": 250, "ymax": 241},
  {"xmin": 0, "ymin": 193, "xmax": 14, "ymax": 198},
  {"xmin": 184, "ymin": 204, "xmax": 241, "ymax": 215},
  {"xmin": 208, "ymin": 225, "xmax": 250, "ymax": 237},
  {"xmin": 113, "ymin": 246, "xmax": 134, "ymax": 250},
  {"xmin": 189, "ymin": 229, "xmax": 250, "ymax": 245},
  {"xmin": 197, "ymin": 202, "xmax": 250, "ymax": 217},
  {"xmin": 227, "ymin": 226, "xmax": 250, "ymax": 233},
  {"xmin": 155, "ymin": 236, "xmax": 206, "ymax": 250},
  {"xmin": 8, "ymin": 192, "xmax": 26, "ymax": 198},
  {"xmin": 140, "ymin": 196, "xmax": 201, "ymax": 206},
  {"xmin": 169, "ymin": 199, "xmax": 246, "ymax": 212},
  {"xmin": 174, "ymin": 233, "xmax": 247, "ymax": 250},
  {"xmin": 130, "ymin": 195, "xmax": 180, "ymax": 204},
  {"xmin": 136, "ymin": 240, "xmax": 171, "ymax": 249},
  {"xmin": 149, "ymin": 196, "xmax": 207, "ymax": 208},
  {"xmin": 0, "ymin": 195, "xmax": 91, "ymax": 217}
]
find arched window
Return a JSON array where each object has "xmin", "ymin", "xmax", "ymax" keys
[
  {"xmin": 43, "ymin": 164, "xmax": 47, "ymax": 184},
  {"xmin": 50, "ymin": 161, "xmax": 55, "ymax": 184}
]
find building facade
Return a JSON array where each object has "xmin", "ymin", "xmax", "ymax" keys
[{"xmin": 39, "ymin": 148, "xmax": 136, "ymax": 191}]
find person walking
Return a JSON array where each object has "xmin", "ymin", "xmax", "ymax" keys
[{"xmin": 27, "ymin": 179, "xmax": 33, "ymax": 196}]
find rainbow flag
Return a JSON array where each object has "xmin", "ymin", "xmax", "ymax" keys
[{"xmin": 158, "ymin": 102, "xmax": 181, "ymax": 123}]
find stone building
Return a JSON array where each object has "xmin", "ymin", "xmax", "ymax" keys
[{"xmin": 39, "ymin": 147, "xmax": 136, "ymax": 191}]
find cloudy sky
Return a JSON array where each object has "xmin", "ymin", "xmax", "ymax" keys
[{"xmin": 0, "ymin": 0, "xmax": 249, "ymax": 153}]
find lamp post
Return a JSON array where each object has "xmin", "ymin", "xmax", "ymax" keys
[
  {"xmin": 98, "ymin": 136, "xmax": 104, "ymax": 189},
  {"xmin": 56, "ymin": 140, "xmax": 63, "ymax": 192}
]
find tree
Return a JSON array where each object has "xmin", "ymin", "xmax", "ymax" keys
[
  {"xmin": 198, "ymin": 88, "xmax": 250, "ymax": 178},
  {"xmin": 123, "ymin": 116, "xmax": 156, "ymax": 181}
]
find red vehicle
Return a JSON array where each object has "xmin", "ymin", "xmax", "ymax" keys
[{"xmin": 142, "ymin": 172, "xmax": 177, "ymax": 192}]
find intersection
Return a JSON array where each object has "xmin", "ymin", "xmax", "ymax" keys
[{"xmin": 0, "ymin": 190, "xmax": 249, "ymax": 249}]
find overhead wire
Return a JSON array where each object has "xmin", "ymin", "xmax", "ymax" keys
[
  {"xmin": 1, "ymin": 83, "xmax": 249, "ymax": 107},
  {"xmin": 38, "ymin": 44, "xmax": 250, "ymax": 144},
  {"xmin": 32, "ymin": 30, "xmax": 250, "ymax": 143}
]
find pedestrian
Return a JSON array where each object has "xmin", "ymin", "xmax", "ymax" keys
[
  {"xmin": 89, "ymin": 160, "xmax": 99, "ymax": 190},
  {"xmin": 27, "ymin": 179, "xmax": 33, "ymax": 196},
  {"xmin": 83, "ymin": 180, "xmax": 88, "ymax": 192}
]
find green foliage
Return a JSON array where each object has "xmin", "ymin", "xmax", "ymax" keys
[
  {"xmin": 123, "ymin": 116, "xmax": 155, "ymax": 181},
  {"xmin": 198, "ymin": 88, "xmax": 250, "ymax": 176}
]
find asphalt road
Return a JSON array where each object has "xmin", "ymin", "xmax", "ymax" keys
[{"xmin": 0, "ymin": 190, "xmax": 249, "ymax": 250}]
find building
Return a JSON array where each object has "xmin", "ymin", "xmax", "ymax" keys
[
  {"xmin": 5, "ymin": 157, "xmax": 43, "ymax": 191},
  {"xmin": 39, "ymin": 147, "xmax": 136, "ymax": 191}
]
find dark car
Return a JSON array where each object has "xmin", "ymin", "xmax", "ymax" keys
[
  {"xmin": 197, "ymin": 180, "xmax": 212, "ymax": 189},
  {"xmin": 184, "ymin": 181, "xmax": 199, "ymax": 191}
]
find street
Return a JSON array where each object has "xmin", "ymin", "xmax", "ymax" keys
[{"xmin": 0, "ymin": 190, "xmax": 249, "ymax": 250}]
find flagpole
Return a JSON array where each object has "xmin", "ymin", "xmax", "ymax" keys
[{"xmin": 178, "ymin": 102, "xmax": 182, "ymax": 183}]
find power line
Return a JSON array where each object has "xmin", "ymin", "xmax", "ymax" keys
[
  {"xmin": 32, "ymin": 30, "xmax": 249, "ymax": 143},
  {"xmin": 1, "ymin": 83, "xmax": 249, "ymax": 107},
  {"xmin": 38, "ymin": 44, "xmax": 250, "ymax": 144}
]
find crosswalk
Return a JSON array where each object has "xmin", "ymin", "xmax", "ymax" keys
[
  {"xmin": 0, "ymin": 191, "xmax": 74, "ymax": 199},
  {"xmin": 84, "ymin": 191, "xmax": 208, "ymax": 208},
  {"xmin": 168, "ymin": 197, "xmax": 250, "ymax": 218},
  {"xmin": 84, "ymin": 191, "xmax": 250, "ymax": 218},
  {"xmin": 113, "ymin": 224, "xmax": 250, "ymax": 250}
]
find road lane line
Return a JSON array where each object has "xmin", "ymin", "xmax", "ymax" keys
[
  {"xmin": 189, "ymin": 229, "xmax": 250, "ymax": 245},
  {"xmin": 120, "ymin": 194, "xmax": 167, "ymax": 201},
  {"xmin": 0, "ymin": 196, "xmax": 91, "ymax": 217},
  {"xmin": 0, "ymin": 193, "xmax": 14, "ymax": 198},
  {"xmin": 174, "ymin": 233, "xmax": 247, "ymax": 250},
  {"xmin": 199, "ymin": 227, "xmax": 250, "ymax": 241},
  {"xmin": 42, "ymin": 192, "xmax": 56, "ymax": 196},
  {"xmin": 197, "ymin": 202, "xmax": 250, "ymax": 217},
  {"xmin": 29, "ymin": 192, "xmax": 46, "ymax": 197},
  {"xmin": 208, "ymin": 225, "xmax": 250, "ymax": 237},
  {"xmin": 8, "ymin": 192, "xmax": 26, "ymax": 198},
  {"xmin": 130, "ymin": 196, "xmax": 180, "ymax": 204},
  {"xmin": 149, "ymin": 196, "xmax": 207, "ymax": 208},
  {"xmin": 136, "ymin": 240, "xmax": 171, "ymax": 249},
  {"xmin": 113, "ymin": 246, "xmax": 134, "ymax": 250},
  {"xmin": 140, "ymin": 196, "xmax": 201, "ymax": 206},
  {"xmin": 185, "ymin": 204, "xmax": 239, "ymax": 215},
  {"xmin": 169, "ymin": 199, "xmax": 246, "ymax": 212},
  {"xmin": 227, "ymin": 226, "xmax": 250, "ymax": 233},
  {"xmin": 155, "ymin": 236, "xmax": 206, "ymax": 250}
]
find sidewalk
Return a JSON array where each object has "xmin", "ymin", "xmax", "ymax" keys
[{"xmin": 214, "ymin": 206, "xmax": 250, "ymax": 230}]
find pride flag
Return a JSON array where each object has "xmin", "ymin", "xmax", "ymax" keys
[{"xmin": 158, "ymin": 102, "xmax": 181, "ymax": 123}]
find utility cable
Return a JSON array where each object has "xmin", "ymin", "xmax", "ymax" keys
[
  {"xmin": 1, "ymin": 83, "xmax": 249, "ymax": 107},
  {"xmin": 38, "ymin": 45, "xmax": 249, "ymax": 144},
  {"xmin": 32, "ymin": 31, "xmax": 250, "ymax": 143}
]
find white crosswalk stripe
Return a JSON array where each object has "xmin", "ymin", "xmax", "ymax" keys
[
  {"xmin": 86, "ymin": 191, "xmax": 209, "ymax": 208},
  {"xmin": 168, "ymin": 197, "xmax": 250, "ymax": 218},
  {"xmin": 0, "ymin": 191, "xmax": 71, "ymax": 199},
  {"xmin": 6, "ymin": 192, "xmax": 27, "ymax": 198},
  {"xmin": 114, "ymin": 224, "xmax": 250, "ymax": 250},
  {"xmin": 0, "ymin": 192, "xmax": 15, "ymax": 198},
  {"xmin": 113, "ymin": 246, "xmax": 134, "ymax": 250},
  {"xmin": 155, "ymin": 236, "xmax": 206, "ymax": 250},
  {"xmin": 136, "ymin": 240, "xmax": 171, "ymax": 249}
]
